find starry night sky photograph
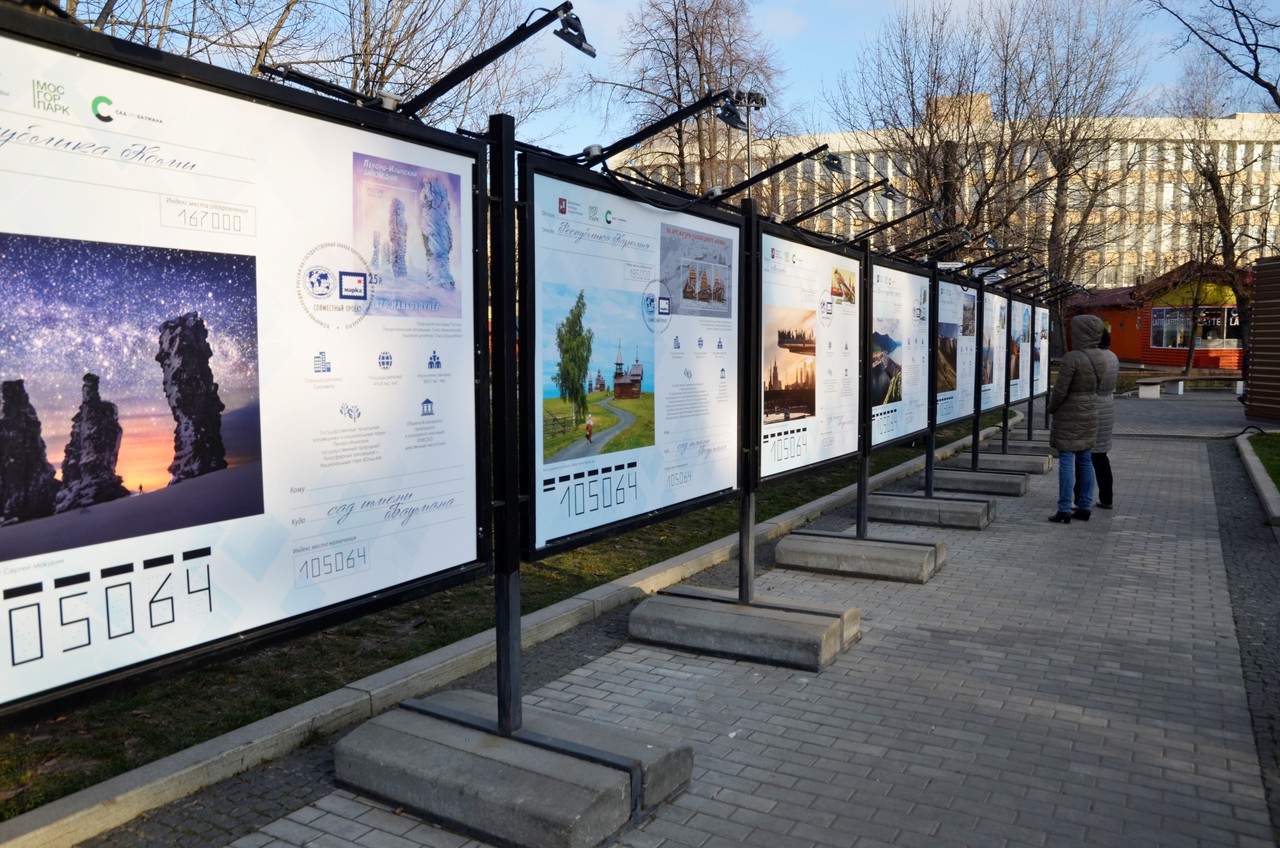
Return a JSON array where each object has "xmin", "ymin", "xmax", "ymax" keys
[{"xmin": 0, "ymin": 231, "xmax": 261, "ymax": 496}]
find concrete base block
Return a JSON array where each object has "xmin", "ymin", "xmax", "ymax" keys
[
  {"xmin": 948, "ymin": 452, "xmax": 1052, "ymax": 473},
  {"xmin": 629, "ymin": 592, "xmax": 858, "ymax": 671},
  {"xmin": 982, "ymin": 440, "xmax": 1052, "ymax": 456},
  {"xmin": 335, "ymin": 699, "xmax": 653, "ymax": 848},
  {"xmin": 774, "ymin": 533, "xmax": 945, "ymax": 584},
  {"xmin": 405, "ymin": 690, "xmax": 693, "ymax": 811},
  {"xmin": 932, "ymin": 468, "xmax": 1031, "ymax": 496},
  {"xmin": 866, "ymin": 492, "xmax": 995, "ymax": 529}
]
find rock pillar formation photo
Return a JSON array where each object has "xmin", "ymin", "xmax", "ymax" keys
[
  {"xmin": 0, "ymin": 379, "xmax": 60, "ymax": 522},
  {"xmin": 54, "ymin": 373, "xmax": 131, "ymax": 512},
  {"xmin": 419, "ymin": 175, "xmax": 454, "ymax": 287},
  {"xmin": 156, "ymin": 311, "xmax": 228, "ymax": 484}
]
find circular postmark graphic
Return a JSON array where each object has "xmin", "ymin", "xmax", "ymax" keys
[
  {"xmin": 641, "ymin": 280, "xmax": 673, "ymax": 335},
  {"xmin": 295, "ymin": 242, "xmax": 374, "ymax": 330}
]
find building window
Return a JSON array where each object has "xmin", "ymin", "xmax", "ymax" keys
[
  {"xmin": 1150, "ymin": 306, "xmax": 1190, "ymax": 348},
  {"xmin": 1150, "ymin": 306, "xmax": 1240, "ymax": 349}
]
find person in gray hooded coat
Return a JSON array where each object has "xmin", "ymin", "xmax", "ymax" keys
[{"xmin": 1047, "ymin": 314, "xmax": 1107, "ymax": 523}]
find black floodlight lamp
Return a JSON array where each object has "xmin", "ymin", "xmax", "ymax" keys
[
  {"xmin": 704, "ymin": 145, "xmax": 837, "ymax": 203},
  {"xmin": 582, "ymin": 88, "xmax": 735, "ymax": 167},
  {"xmin": 843, "ymin": 182, "xmax": 929, "ymax": 241},
  {"xmin": 975, "ymin": 255, "xmax": 1026, "ymax": 279},
  {"xmin": 1001, "ymin": 260, "xmax": 1044, "ymax": 290},
  {"xmin": 924, "ymin": 227, "xmax": 978, "ymax": 261},
  {"xmin": 553, "ymin": 8, "xmax": 595, "ymax": 56},
  {"xmin": 1008, "ymin": 271, "xmax": 1050, "ymax": 294},
  {"xmin": 784, "ymin": 177, "xmax": 889, "ymax": 227},
  {"xmin": 818, "ymin": 152, "xmax": 844, "ymax": 174},
  {"xmin": 952, "ymin": 246, "xmax": 1020, "ymax": 273},
  {"xmin": 257, "ymin": 63, "xmax": 398, "ymax": 109},
  {"xmin": 848, "ymin": 205, "xmax": 931, "ymax": 243},
  {"xmin": 886, "ymin": 222, "xmax": 968, "ymax": 258},
  {"xmin": 1021, "ymin": 272, "xmax": 1065, "ymax": 297},
  {"xmin": 1043, "ymin": 281, "xmax": 1083, "ymax": 302},
  {"xmin": 398, "ymin": 2, "xmax": 594, "ymax": 120},
  {"xmin": 716, "ymin": 99, "xmax": 749, "ymax": 130}
]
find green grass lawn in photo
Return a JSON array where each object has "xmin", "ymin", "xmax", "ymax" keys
[
  {"xmin": 540, "ymin": 392, "xmax": 619, "ymax": 459},
  {"xmin": 598, "ymin": 393, "xmax": 655, "ymax": 454}
]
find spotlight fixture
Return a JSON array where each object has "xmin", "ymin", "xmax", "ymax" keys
[
  {"xmin": 715, "ymin": 100, "xmax": 749, "ymax": 131},
  {"xmin": 553, "ymin": 9, "xmax": 595, "ymax": 57},
  {"xmin": 398, "ymin": 2, "xmax": 594, "ymax": 120},
  {"xmin": 583, "ymin": 88, "xmax": 734, "ymax": 167},
  {"xmin": 784, "ymin": 178, "xmax": 888, "ymax": 227}
]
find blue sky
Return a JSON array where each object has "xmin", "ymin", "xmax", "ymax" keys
[{"xmin": 522, "ymin": 0, "xmax": 1215, "ymax": 155}]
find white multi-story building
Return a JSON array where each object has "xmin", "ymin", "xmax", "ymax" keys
[{"xmin": 643, "ymin": 105, "xmax": 1280, "ymax": 290}]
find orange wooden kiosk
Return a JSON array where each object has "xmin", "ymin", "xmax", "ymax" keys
[{"xmin": 1066, "ymin": 261, "xmax": 1248, "ymax": 372}]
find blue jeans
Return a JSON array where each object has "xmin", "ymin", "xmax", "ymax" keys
[{"xmin": 1058, "ymin": 449, "xmax": 1095, "ymax": 513}]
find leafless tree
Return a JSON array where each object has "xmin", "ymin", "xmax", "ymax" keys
[
  {"xmin": 1165, "ymin": 53, "xmax": 1279, "ymax": 368},
  {"xmin": 589, "ymin": 0, "xmax": 786, "ymax": 202},
  {"xmin": 1147, "ymin": 0, "xmax": 1279, "ymax": 109},
  {"xmin": 828, "ymin": 0, "xmax": 1148, "ymax": 289},
  {"xmin": 828, "ymin": 1, "xmax": 1050, "ymax": 249},
  {"xmin": 1018, "ymin": 0, "xmax": 1148, "ymax": 288},
  {"xmin": 62, "ymin": 0, "xmax": 578, "ymax": 131}
]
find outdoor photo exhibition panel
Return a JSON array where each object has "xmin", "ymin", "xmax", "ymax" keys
[
  {"xmin": 759, "ymin": 233, "xmax": 860, "ymax": 478},
  {"xmin": 981, "ymin": 290, "xmax": 1009, "ymax": 411},
  {"xmin": 1034, "ymin": 304, "xmax": 1051, "ymax": 397},
  {"xmin": 0, "ymin": 21, "xmax": 483, "ymax": 710},
  {"xmin": 528, "ymin": 170, "xmax": 740, "ymax": 552},
  {"xmin": 1007, "ymin": 296, "xmax": 1034, "ymax": 404},
  {"xmin": 935, "ymin": 279, "xmax": 978, "ymax": 426},
  {"xmin": 869, "ymin": 262, "xmax": 931, "ymax": 447}
]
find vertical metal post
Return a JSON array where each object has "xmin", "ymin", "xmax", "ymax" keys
[
  {"xmin": 737, "ymin": 198, "xmax": 761, "ymax": 604},
  {"xmin": 1028, "ymin": 299, "xmax": 1037, "ymax": 441},
  {"xmin": 924, "ymin": 262, "xmax": 939, "ymax": 497},
  {"xmin": 1044, "ymin": 303, "xmax": 1053, "ymax": 430},
  {"xmin": 1000, "ymin": 297, "xmax": 1011, "ymax": 453},
  {"xmin": 857, "ymin": 247, "xmax": 873, "ymax": 539},
  {"xmin": 488, "ymin": 114, "xmax": 521, "ymax": 736}
]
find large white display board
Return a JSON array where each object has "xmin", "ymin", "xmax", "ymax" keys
[
  {"xmin": 935, "ymin": 280, "xmax": 978, "ymax": 426},
  {"xmin": 0, "ymin": 34, "xmax": 478, "ymax": 707},
  {"xmin": 531, "ymin": 174, "xmax": 739, "ymax": 549},
  {"xmin": 1034, "ymin": 305, "xmax": 1050, "ymax": 396},
  {"xmin": 1008, "ymin": 299, "xmax": 1033, "ymax": 403},
  {"xmin": 870, "ymin": 265, "xmax": 930, "ymax": 446},
  {"xmin": 980, "ymin": 291, "xmax": 1009, "ymax": 411},
  {"xmin": 760, "ymin": 235, "xmax": 860, "ymax": 477}
]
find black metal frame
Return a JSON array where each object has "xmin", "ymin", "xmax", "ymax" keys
[
  {"xmin": 753, "ymin": 218, "xmax": 868, "ymax": 487},
  {"xmin": 933, "ymin": 274, "xmax": 981, "ymax": 429},
  {"xmin": 865, "ymin": 255, "xmax": 936, "ymax": 453},
  {"xmin": 0, "ymin": 6, "xmax": 493, "ymax": 716},
  {"xmin": 1005, "ymin": 292, "xmax": 1036, "ymax": 408},
  {"xmin": 516, "ymin": 153, "xmax": 745, "ymax": 560}
]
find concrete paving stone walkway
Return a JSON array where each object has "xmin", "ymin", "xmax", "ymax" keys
[{"xmin": 70, "ymin": 390, "xmax": 1280, "ymax": 847}]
